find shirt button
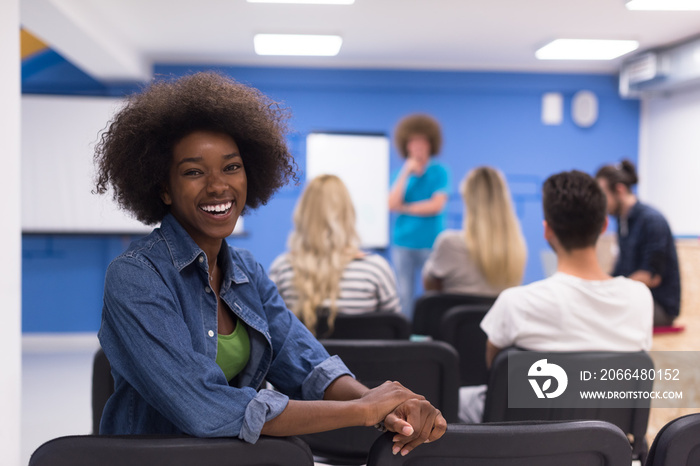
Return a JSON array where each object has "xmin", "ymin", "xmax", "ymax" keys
[
  {"xmin": 198, "ymin": 256, "xmax": 204, "ymax": 263},
  {"xmin": 205, "ymin": 286, "xmax": 211, "ymax": 293},
  {"xmin": 208, "ymin": 330, "xmax": 214, "ymax": 337}
]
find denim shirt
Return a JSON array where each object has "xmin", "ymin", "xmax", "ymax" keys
[{"xmin": 98, "ymin": 214, "xmax": 352, "ymax": 443}]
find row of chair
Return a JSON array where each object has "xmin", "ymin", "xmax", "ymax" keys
[
  {"xmin": 30, "ymin": 414, "xmax": 700, "ymax": 466},
  {"xmin": 84, "ymin": 292, "xmax": 657, "ymax": 465},
  {"xmin": 486, "ymin": 347, "xmax": 653, "ymax": 463},
  {"xmin": 325, "ymin": 292, "xmax": 495, "ymax": 333},
  {"xmin": 325, "ymin": 292, "xmax": 496, "ymax": 387},
  {"xmin": 320, "ymin": 292, "xmax": 497, "ymax": 343},
  {"xmin": 91, "ymin": 341, "xmax": 459, "ymax": 465},
  {"xmin": 409, "ymin": 292, "xmax": 653, "ymax": 462},
  {"xmin": 92, "ymin": 342, "xmax": 654, "ymax": 464}
]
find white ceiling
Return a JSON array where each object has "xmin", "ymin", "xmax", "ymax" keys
[{"xmin": 20, "ymin": 0, "xmax": 700, "ymax": 82}]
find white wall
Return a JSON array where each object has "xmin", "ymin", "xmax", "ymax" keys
[
  {"xmin": 1, "ymin": 1, "xmax": 23, "ymax": 465},
  {"xmin": 21, "ymin": 95, "xmax": 151, "ymax": 234},
  {"xmin": 638, "ymin": 88, "xmax": 700, "ymax": 236}
]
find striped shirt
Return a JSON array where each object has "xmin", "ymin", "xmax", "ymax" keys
[{"xmin": 268, "ymin": 253, "xmax": 401, "ymax": 315}]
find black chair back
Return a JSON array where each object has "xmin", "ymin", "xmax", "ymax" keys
[
  {"xmin": 367, "ymin": 420, "xmax": 632, "ymax": 466},
  {"xmin": 438, "ymin": 304, "xmax": 491, "ymax": 386},
  {"xmin": 92, "ymin": 348, "xmax": 114, "ymax": 434},
  {"xmin": 301, "ymin": 339, "xmax": 460, "ymax": 464},
  {"xmin": 28, "ymin": 434, "xmax": 314, "ymax": 466},
  {"xmin": 412, "ymin": 292, "xmax": 495, "ymax": 338},
  {"xmin": 645, "ymin": 413, "xmax": 700, "ymax": 466},
  {"xmin": 319, "ymin": 312, "xmax": 410, "ymax": 340},
  {"xmin": 484, "ymin": 347, "xmax": 653, "ymax": 462}
]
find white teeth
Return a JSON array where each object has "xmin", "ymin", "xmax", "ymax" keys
[{"xmin": 201, "ymin": 201, "xmax": 233, "ymax": 213}]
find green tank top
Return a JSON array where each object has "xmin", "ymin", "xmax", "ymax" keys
[{"xmin": 215, "ymin": 320, "xmax": 250, "ymax": 382}]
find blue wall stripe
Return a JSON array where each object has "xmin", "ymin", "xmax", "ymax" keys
[{"xmin": 22, "ymin": 63, "xmax": 639, "ymax": 332}]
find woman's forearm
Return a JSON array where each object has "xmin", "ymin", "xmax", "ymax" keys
[
  {"xmin": 323, "ymin": 374, "xmax": 370, "ymax": 401},
  {"xmin": 260, "ymin": 399, "xmax": 366, "ymax": 436},
  {"xmin": 389, "ymin": 167, "xmax": 411, "ymax": 211},
  {"xmin": 402, "ymin": 193, "xmax": 448, "ymax": 216},
  {"xmin": 262, "ymin": 376, "xmax": 371, "ymax": 436},
  {"xmin": 261, "ymin": 378, "xmax": 418, "ymax": 437}
]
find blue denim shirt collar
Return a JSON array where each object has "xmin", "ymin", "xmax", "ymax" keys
[
  {"xmin": 159, "ymin": 214, "xmax": 271, "ymax": 343},
  {"xmin": 159, "ymin": 213, "xmax": 249, "ymax": 287}
]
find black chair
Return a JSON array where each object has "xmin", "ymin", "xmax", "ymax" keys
[
  {"xmin": 483, "ymin": 347, "xmax": 653, "ymax": 463},
  {"xmin": 366, "ymin": 420, "xmax": 633, "ymax": 466},
  {"xmin": 92, "ymin": 348, "xmax": 114, "ymax": 434},
  {"xmin": 411, "ymin": 292, "xmax": 496, "ymax": 338},
  {"xmin": 300, "ymin": 339, "xmax": 460, "ymax": 465},
  {"xmin": 645, "ymin": 413, "xmax": 700, "ymax": 466},
  {"xmin": 438, "ymin": 303, "xmax": 491, "ymax": 386},
  {"xmin": 319, "ymin": 311, "xmax": 410, "ymax": 340},
  {"xmin": 28, "ymin": 434, "xmax": 314, "ymax": 466}
]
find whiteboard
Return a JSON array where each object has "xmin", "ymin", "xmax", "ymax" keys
[
  {"xmin": 21, "ymin": 95, "xmax": 151, "ymax": 234},
  {"xmin": 306, "ymin": 133, "xmax": 389, "ymax": 249},
  {"xmin": 21, "ymin": 95, "xmax": 243, "ymax": 234}
]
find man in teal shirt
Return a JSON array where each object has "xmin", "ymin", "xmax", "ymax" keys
[{"xmin": 389, "ymin": 114, "xmax": 451, "ymax": 319}]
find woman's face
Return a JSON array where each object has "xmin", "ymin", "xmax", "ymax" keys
[{"xmin": 161, "ymin": 130, "xmax": 247, "ymax": 250}]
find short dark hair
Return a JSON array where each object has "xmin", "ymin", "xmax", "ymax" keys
[
  {"xmin": 595, "ymin": 159, "xmax": 638, "ymax": 191},
  {"xmin": 94, "ymin": 72, "xmax": 297, "ymax": 225},
  {"xmin": 393, "ymin": 113, "xmax": 443, "ymax": 158},
  {"xmin": 542, "ymin": 170, "xmax": 607, "ymax": 251}
]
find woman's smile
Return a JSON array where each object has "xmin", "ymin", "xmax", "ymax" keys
[{"xmin": 200, "ymin": 201, "xmax": 234, "ymax": 215}]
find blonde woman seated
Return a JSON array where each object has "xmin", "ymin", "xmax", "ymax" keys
[
  {"xmin": 269, "ymin": 175, "xmax": 401, "ymax": 336},
  {"xmin": 422, "ymin": 166, "xmax": 527, "ymax": 296}
]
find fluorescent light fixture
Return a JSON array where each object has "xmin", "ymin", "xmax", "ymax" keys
[
  {"xmin": 254, "ymin": 34, "xmax": 342, "ymax": 56},
  {"xmin": 248, "ymin": 0, "xmax": 354, "ymax": 4},
  {"xmin": 626, "ymin": 0, "xmax": 700, "ymax": 10},
  {"xmin": 536, "ymin": 39, "xmax": 639, "ymax": 60}
]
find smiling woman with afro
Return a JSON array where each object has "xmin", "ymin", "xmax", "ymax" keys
[{"xmin": 93, "ymin": 71, "xmax": 447, "ymax": 452}]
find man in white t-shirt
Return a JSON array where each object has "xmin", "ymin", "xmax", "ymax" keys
[{"xmin": 459, "ymin": 170, "xmax": 653, "ymax": 423}]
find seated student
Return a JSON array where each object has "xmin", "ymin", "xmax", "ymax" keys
[
  {"xmin": 595, "ymin": 159, "xmax": 681, "ymax": 327},
  {"xmin": 269, "ymin": 174, "xmax": 400, "ymax": 336},
  {"xmin": 459, "ymin": 170, "xmax": 653, "ymax": 423},
  {"xmin": 94, "ymin": 72, "xmax": 445, "ymax": 455},
  {"xmin": 422, "ymin": 166, "xmax": 527, "ymax": 296}
]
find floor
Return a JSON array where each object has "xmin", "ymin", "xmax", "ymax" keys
[
  {"xmin": 21, "ymin": 240, "xmax": 700, "ymax": 465},
  {"xmin": 21, "ymin": 334, "xmax": 99, "ymax": 466},
  {"xmin": 645, "ymin": 240, "xmax": 700, "ymax": 444}
]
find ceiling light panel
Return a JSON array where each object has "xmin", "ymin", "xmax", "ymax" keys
[
  {"xmin": 626, "ymin": 0, "xmax": 700, "ymax": 10},
  {"xmin": 247, "ymin": 0, "xmax": 354, "ymax": 4},
  {"xmin": 254, "ymin": 34, "xmax": 343, "ymax": 56},
  {"xmin": 536, "ymin": 39, "xmax": 639, "ymax": 60}
]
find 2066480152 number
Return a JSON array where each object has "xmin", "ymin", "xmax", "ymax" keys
[{"xmin": 599, "ymin": 368, "xmax": 680, "ymax": 381}]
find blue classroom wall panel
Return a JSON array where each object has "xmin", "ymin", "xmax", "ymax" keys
[
  {"xmin": 22, "ymin": 235, "xmax": 137, "ymax": 332},
  {"xmin": 21, "ymin": 65, "xmax": 639, "ymax": 333}
]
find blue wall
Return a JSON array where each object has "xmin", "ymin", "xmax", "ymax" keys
[{"xmin": 22, "ymin": 64, "xmax": 639, "ymax": 332}]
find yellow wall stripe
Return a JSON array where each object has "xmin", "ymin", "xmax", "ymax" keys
[{"xmin": 21, "ymin": 29, "xmax": 48, "ymax": 60}]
